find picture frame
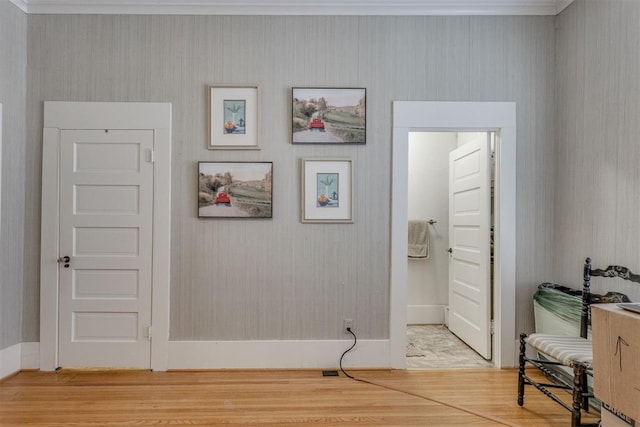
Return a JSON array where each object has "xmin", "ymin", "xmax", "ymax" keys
[
  {"xmin": 198, "ymin": 161, "xmax": 273, "ymax": 218},
  {"xmin": 301, "ymin": 158, "xmax": 353, "ymax": 223},
  {"xmin": 292, "ymin": 87, "xmax": 366, "ymax": 144},
  {"xmin": 208, "ymin": 85, "xmax": 260, "ymax": 150}
]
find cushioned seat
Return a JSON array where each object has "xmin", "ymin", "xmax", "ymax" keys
[{"xmin": 525, "ymin": 333, "xmax": 593, "ymax": 368}]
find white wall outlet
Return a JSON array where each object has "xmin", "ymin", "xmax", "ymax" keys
[{"xmin": 343, "ymin": 318, "xmax": 353, "ymax": 333}]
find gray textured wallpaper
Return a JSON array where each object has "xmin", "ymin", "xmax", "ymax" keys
[
  {"xmin": 0, "ymin": 1, "xmax": 27, "ymax": 351},
  {"xmin": 23, "ymin": 13, "xmax": 557, "ymax": 342},
  {"xmin": 554, "ymin": 0, "xmax": 640, "ymax": 302}
]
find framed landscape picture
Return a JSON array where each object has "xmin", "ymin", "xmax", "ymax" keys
[
  {"xmin": 198, "ymin": 162, "xmax": 272, "ymax": 218},
  {"xmin": 301, "ymin": 158, "xmax": 353, "ymax": 223},
  {"xmin": 292, "ymin": 88, "xmax": 366, "ymax": 144},
  {"xmin": 208, "ymin": 85, "xmax": 260, "ymax": 150}
]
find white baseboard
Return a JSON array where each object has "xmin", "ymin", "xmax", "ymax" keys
[
  {"xmin": 0, "ymin": 342, "xmax": 40, "ymax": 379},
  {"xmin": 3, "ymin": 340, "xmax": 391, "ymax": 372},
  {"xmin": 168, "ymin": 339, "xmax": 390, "ymax": 369},
  {"xmin": 21, "ymin": 342, "xmax": 40, "ymax": 369},
  {"xmin": 407, "ymin": 305, "xmax": 445, "ymax": 325},
  {"xmin": 0, "ymin": 343, "xmax": 21, "ymax": 380}
]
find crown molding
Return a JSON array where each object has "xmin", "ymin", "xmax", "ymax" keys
[
  {"xmin": 12, "ymin": 0, "xmax": 574, "ymax": 16},
  {"xmin": 556, "ymin": 0, "xmax": 574, "ymax": 14},
  {"xmin": 8, "ymin": 0, "xmax": 28, "ymax": 13}
]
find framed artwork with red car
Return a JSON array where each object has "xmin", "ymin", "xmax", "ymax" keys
[
  {"xmin": 291, "ymin": 88, "xmax": 366, "ymax": 145},
  {"xmin": 198, "ymin": 162, "xmax": 272, "ymax": 218}
]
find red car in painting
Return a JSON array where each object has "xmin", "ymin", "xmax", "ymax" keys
[
  {"xmin": 309, "ymin": 117, "xmax": 325, "ymax": 131},
  {"xmin": 214, "ymin": 192, "xmax": 231, "ymax": 206}
]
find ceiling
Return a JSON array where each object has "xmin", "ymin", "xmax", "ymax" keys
[{"xmin": 10, "ymin": 0, "xmax": 575, "ymax": 16}]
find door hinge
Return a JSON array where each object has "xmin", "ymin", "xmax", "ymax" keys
[
  {"xmin": 147, "ymin": 149, "xmax": 155, "ymax": 163},
  {"xmin": 490, "ymin": 319, "xmax": 495, "ymax": 335},
  {"xmin": 144, "ymin": 325, "xmax": 152, "ymax": 340}
]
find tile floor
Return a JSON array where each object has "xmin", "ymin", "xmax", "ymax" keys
[{"xmin": 406, "ymin": 324, "xmax": 494, "ymax": 369}]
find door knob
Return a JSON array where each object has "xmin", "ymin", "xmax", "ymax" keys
[
  {"xmin": 448, "ymin": 248, "xmax": 453, "ymax": 254},
  {"xmin": 58, "ymin": 256, "xmax": 70, "ymax": 268}
]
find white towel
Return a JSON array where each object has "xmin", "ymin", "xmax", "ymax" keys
[{"xmin": 408, "ymin": 220, "xmax": 430, "ymax": 259}]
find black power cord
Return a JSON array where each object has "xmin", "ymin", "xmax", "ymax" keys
[{"xmin": 339, "ymin": 327, "xmax": 357, "ymax": 379}]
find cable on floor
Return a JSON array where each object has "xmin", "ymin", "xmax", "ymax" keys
[{"xmin": 339, "ymin": 327, "xmax": 516, "ymax": 427}]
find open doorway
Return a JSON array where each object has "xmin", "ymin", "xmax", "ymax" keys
[
  {"xmin": 390, "ymin": 101, "xmax": 516, "ymax": 369},
  {"xmin": 406, "ymin": 131, "xmax": 495, "ymax": 369}
]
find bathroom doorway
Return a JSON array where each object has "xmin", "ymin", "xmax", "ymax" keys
[
  {"xmin": 390, "ymin": 101, "xmax": 516, "ymax": 369},
  {"xmin": 406, "ymin": 131, "xmax": 495, "ymax": 369}
]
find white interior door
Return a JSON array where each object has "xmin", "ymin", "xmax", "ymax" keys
[
  {"xmin": 448, "ymin": 135, "xmax": 492, "ymax": 359},
  {"xmin": 58, "ymin": 129, "xmax": 154, "ymax": 368}
]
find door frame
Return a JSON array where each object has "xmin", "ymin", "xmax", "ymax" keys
[
  {"xmin": 39, "ymin": 102, "xmax": 172, "ymax": 371},
  {"xmin": 391, "ymin": 101, "xmax": 516, "ymax": 368}
]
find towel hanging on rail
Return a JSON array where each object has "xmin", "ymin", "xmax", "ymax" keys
[{"xmin": 408, "ymin": 220, "xmax": 430, "ymax": 259}]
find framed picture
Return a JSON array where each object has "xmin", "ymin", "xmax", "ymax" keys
[
  {"xmin": 292, "ymin": 87, "xmax": 366, "ymax": 144},
  {"xmin": 198, "ymin": 161, "xmax": 273, "ymax": 218},
  {"xmin": 301, "ymin": 158, "xmax": 353, "ymax": 223},
  {"xmin": 208, "ymin": 85, "xmax": 260, "ymax": 149}
]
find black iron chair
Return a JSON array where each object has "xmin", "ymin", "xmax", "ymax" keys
[{"xmin": 517, "ymin": 257, "xmax": 639, "ymax": 427}]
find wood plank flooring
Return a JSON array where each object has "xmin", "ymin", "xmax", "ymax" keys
[{"xmin": 0, "ymin": 368, "xmax": 600, "ymax": 426}]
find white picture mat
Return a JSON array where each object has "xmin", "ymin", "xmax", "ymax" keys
[
  {"xmin": 209, "ymin": 86, "xmax": 259, "ymax": 149},
  {"xmin": 302, "ymin": 159, "xmax": 352, "ymax": 222}
]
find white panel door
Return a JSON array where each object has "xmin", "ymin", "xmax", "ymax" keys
[
  {"xmin": 448, "ymin": 136, "xmax": 492, "ymax": 359},
  {"xmin": 58, "ymin": 130, "xmax": 154, "ymax": 368}
]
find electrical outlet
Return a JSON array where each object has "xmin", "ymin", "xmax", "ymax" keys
[{"xmin": 343, "ymin": 318, "xmax": 353, "ymax": 333}]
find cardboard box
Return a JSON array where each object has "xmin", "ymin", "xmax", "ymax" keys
[
  {"xmin": 592, "ymin": 304, "xmax": 640, "ymax": 423},
  {"xmin": 601, "ymin": 403, "xmax": 636, "ymax": 427}
]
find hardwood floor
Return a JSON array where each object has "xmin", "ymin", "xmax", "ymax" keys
[{"xmin": 0, "ymin": 368, "xmax": 600, "ymax": 426}]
